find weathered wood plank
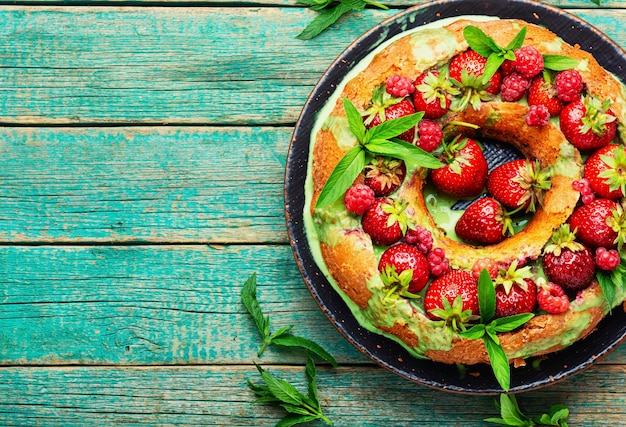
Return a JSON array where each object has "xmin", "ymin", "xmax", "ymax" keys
[
  {"xmin": 0, "ymin": 364, "xmax": 624, "ymax": 426},
  {"xmin": 1, "ymin": 7, "xmax": 626, "ymax": 125},
  {"xmin": 1, "ymin": 244, "xmax": 624, "ymax": 366},
  {"xmin": 0, "ymin": 126, "xmax": 289, "ymax": 244}
]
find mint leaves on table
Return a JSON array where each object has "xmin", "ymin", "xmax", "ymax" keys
[
  {"xmin": 242, "ymin": 272, "xmax": 337, "ymax": 366},
  {"xmin": 296, "ymin": 0, "xmax": 388, "ymax": 40},
  {"xmin": 248, "ymin": 358, "xmax": 334, "ymax": 427},
  {"xmin": 457, "ymin": 270, "xmax": 534, "ymax": 391},
  {"xmin": 242, "ymin": 273, "xmax": 336, "ymax": 426},
  {"xmin": 485, "ymin": 393, "xmax": 570, "ymax": 427},
  {"xmin": 315, "ymin": 98, "xmax": 440, "ymax": 208}
]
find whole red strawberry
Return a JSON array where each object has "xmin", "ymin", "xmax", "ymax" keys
[
  {"xmin": 378, "ymin": 243, "xmax": 430, "ymax": 293},
  {"xmin": 487, "ymin": 159, "xmax": 551, "ymax": 212},
  {"xmin": 559, "ymin": 96, "xmax": 617, "ymax": 151},
  {"xmin": 455, "ymin": 197, "xmax": 512, "ymax": 245},
  {"xmin": 527, "ymin": 74, "xmax": 564, "ymax": 117},
  {"xmin": 542, "ymin": 225, "xmax": 596, "ymax": 295},
  {"xmin": 568, "ymin": 198, "xmax": 625, "ymax": 249},
  {"xmin": 361, "ymin": 198, "xmax": 411, "ymax": 246},
  {"xmin": 364, "ymin": 84, "xmax": 417, "ymax": 143},
  {"xmin": 493, "ymin": 263, "xmax": 537, "ymax": 318},
  {"xmin": 449, "ymin": 49, "xmax": 501, "ymax": 95},
  {"xmin": 424, "ymin": 270, "xmax": 479, "ymax": 327},
  {"xmin": 430, "ymin": 137, "xmax": 488, "ymax": 198},
  {"xmin": 583, "ymin": 144, "xmax": 626, "ymax": 199},
  {"xmin": 413, "ymin": 71, "xmax": 458, "ymax": 119},
  {"xmin": 364, "ymin": 157, "xmax": 407, "ymax": 197}
]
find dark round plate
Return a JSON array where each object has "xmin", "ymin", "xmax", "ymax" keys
[{"xmin": 285, "ymin": 0, "xmax": 626, "ymax": 393}]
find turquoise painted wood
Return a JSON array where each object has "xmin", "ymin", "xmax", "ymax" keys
[
  {"xmin": 0, "ymin": 7, "xmax": 625, "ymax": 125},
  {"xmin": 0, "ymin": 127, "xmax": 290, "ymax": 243},
  {"xmin": 2, "ymin": 2, "xmax": 626, "ymax": 426}
]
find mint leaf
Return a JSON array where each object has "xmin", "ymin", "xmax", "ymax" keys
[
  {"xmin": 457, "ymin": 323, "xmax": 486, "ymax": 340},
  {"xmin": 272, "ymin": 334, "xmax": 339, "ymax": 367},
  {"xmin": 478, "ymin": 269, "xmax": 496, "ymax": 323},
  {"xmin": 597, "ymin": 269, "xmax": 617, "ymax": 307},
  {"xmin": 464, "ymin": 25, "xmax": 500, "ymax": 57},
  {"xmin": 305, "ymin": 357, "xmax": 320, "ymax": 406},
  {"xmin": 256, "ymin": 363, "xmax": 304, "ymax": 406},
  {"xmin": 315, "ymin": 145, "xmax": 365, "ymax": 208},
  {"xmin": 484, "ymin": 334, "xmax": 511, "ymax": 391},
  {"xmin": 543, "ymin": 55, "xmax": 579, "ymax": 71},
  {"xmin": 277, "ymin": 415, "xmax": 320, "ymax": 427},
  {"xmin": 493, "ymin": 313, "xmax": 535, "ymax": 333},
  {"xmin": 344, "ymin": 97, "xmax": 367, "ymax": 142},
  {"xmin": 366, "ymin": 139, "xmax": 441, "ymax": 168},
  {"xmin": 505, "ymin": 26, "xmax": 527, "ymax": 51},
  {"xmin": 483, "ymin": 54, "xmax": 506, "ymax": 85},
  {"xmin": 296, "ymin": 3, "xmax": 351, "ymax": 40},
  {"xmin": 241, "ymin": 272, "xmax": 274, "ymax": 355},
  {"xmin": 497, "ymin": 394, "xmax": 534, "ymax": 426},
  {"xmin": 366, "ymin": 111, "xmax": 423, "ymax": 142}
]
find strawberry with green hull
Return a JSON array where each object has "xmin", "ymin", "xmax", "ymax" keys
[
  {"xmin": 361, "ymin": 197, "xmax": 411, "ymax": 246},
  {"xmin": 364, "ymin": 157, "xmax": 407, "ymax": 197},
  {"xmin": 363, "ymin": 84, "xmax": 417, "ymax": 143},
  {"xmin": 527, "ymin": 74, "xmax": 564, "ymax": 117},
  {"xmin": 542, "ymin": 225, "xmax": 596, "ymax": 296},
  {"xmin": 378, "ymin": 243, "xmax": 430, "ymax": 294},
  {"xmin": 487, "ymin": 159, "xmax": 551, "ymax": 212},
  {"xmin": 413, "ymin": 70, "xmax": 457, "ymax": 119},
  {"xmin": 568, "ymin": 198, "xmax": 626, "ymax": 249},
  {"xmin": 493, "ymin": 263, "xmax": 537, "ymax": 318},
  {"xmin": 430, "ymin": 137, "xmax": 488, "ymax": 198},
  {"xmin": 455, "ymin": 197, "xmax": 513, "ymax": 245},
  {"xmin": 424, "ymin": 270, "xmax": 479, "ymax": 330},
  {"xmin": 449, "ymin": 49, "xmax": 501, "ymax": 111},
  {"xmin": 583, "ymin": 144, "xmax": 626, "ymax": 199},
  {"xmin": 559, "ymin": 96, "xmax": 617, "ymax": 151}
]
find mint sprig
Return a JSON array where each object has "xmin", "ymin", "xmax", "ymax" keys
[
  {"xmin": 248, "ymin": 358, "xmax": 334, "ymax": 426},
  {"xmin": 463, "ymin": 25, "xmax": 526, "ymax": 85},
  {"xmin": 316, "ymin": 98, "xmax": 440, "ymax": 208},
  {"xmin": 596, "ymin": 254, "xmax": 626, "ymax": 309},
  {"xmin": 485, "ymin": 393, "xmax": 570, "ymax": 427},
  {"xmin": 457, "ymin": 270, "xmax": 534, "ymax": 391},
  {"xmin": 296, "ymin": 0, "xmax": 388, "ymax": 40},
  {"xmin": 241, "ymin": 273, "xmax": 337, "ymax": 366}
]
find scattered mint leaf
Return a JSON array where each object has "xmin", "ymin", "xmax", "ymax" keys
[
  {"xmin": 486, "ymin": 394, "xmax": 570, "ymax": 426},
  {"xmin": 543, "ymin": 55, "xmax": 579, "ymax": 71},
  {"xmin": 316, "ymin": 98, "xmax": 439, "ymax": 208},
  {"xmin": 249, "ymin": 360, "xmax": 334, "ymax": 426},
  {"xmin": 591, "ymin": 0, "xmax": 600, "ymax": 5},
  {"xmin": 241, "ymin": 273, "xmax": 337, "ymax": 365},
  {"xmin": 296, "ymin": 0, "xmax": 388, "ymax": 40}
]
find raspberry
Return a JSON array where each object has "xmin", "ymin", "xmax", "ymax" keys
[
  {"xmin": 427, "ymin": 247, "xmax": 450, "ymax": 277},
  {"xmin": 525, "ymin": 104, "xmax": 550, "ymax": 127},
  {"xmin": 415, "ymin": 120, "xmax": 444, "ymax": 152},
  {"xmin": 500, "ymin": 72, "xmax": 530, "ymax": 102},
  {"xmin": 343, "ymin": 184, "xmax": 375, "ymax": 215},
  {"xmin": 500, "ymin": 59, "xmax": 517, "ymax": 76},
  {"xmin": 554, "ymin": 69, "xmax": 583, "ymax": 102},
  {"xmin": 573, "ymin": 178, "xmax": 595, "ymax": 204},
  {"xmin": 385, "ymin": 74, "xmax": 415, "ymax": 98},
  {"xmin": 403, "ymin": 225, "xmax": 433, "ymax": 254},
  {"xmin": 514, "ymin": 46, "xmax": 544, "ymax": 79},
  {"xmin": 537, "ymin": 280, "xmax": 570, "ymax": 314},
  {"xmin": 596, "ymin": 247, "xmax": 621, "ymax": 271},
  {"xmin": 471, "ymin": 257, "xmax": 498, "ymax": 279}
]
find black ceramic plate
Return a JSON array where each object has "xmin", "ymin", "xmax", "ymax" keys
[{"xmin": 285, "ymin": 0, "xmax": 626, "ymax": 393}]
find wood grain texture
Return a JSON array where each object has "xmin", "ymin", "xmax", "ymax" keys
[
  {"xmin": 1, "ymin": 7, "xmax": 625, "ymax": 125},
  {"xmin": 0, "ymin": 364, "xmax": 624, "ymax": 426},
  {"xmin": 0, "ymin": 127, "xmax": 289, "ymax": 243}
]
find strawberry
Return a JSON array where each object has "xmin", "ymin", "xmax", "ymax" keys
[
  {"xmin": 486, "ymin": 159, "xmax": 551, "ymax": 212},
  {"xmin": 455, "ymin": 197, "xmax": 513, "ymax": 245},
  {"xmin": 361, "ymin": 198, "xmax": 411, "ymax": 246},
  {"xmin": 423, "ymin": 270, "xmax": 479, "ymax": 329},
  {"xmin": 363, "ymin": 84, "xmax": 417, "ymax": 143},
  {"xmin": 493, "ymin": 262, "xmax": 537, "ymax": 318},
  {"xmin": 527, "ymin": 74, "xmax": 564, "ymax": 117},
  {"xmin": 364, "ymin": 156, "xmax": 407, "ymax": 197},
  {"xmin": 559, "ymin": 96, "xmax": 617, "ymax": 151},
  {"xmin": 378, "ymin": 243, "xmax": 430, "ymax": 294},
  {"xmin": 413, "ymin": 70, "xmax": 458, "ymax": 119},
  {"xmin": 542, "ymin": 225, "xmax": 596, "ymax": 295},
  {"xmin": 568, "ymin": 198, "xmax": 626, "ymax": 249},
  {"xmin": 583, "ymin": 144, "xmax": 626, "ymax": 199},
  {"xmin": 430, "ymin": 137, "xmax": 488, "ymax": 198},
  {"xmin": 449, "ymin": 49, "xmax": 501, "ymax": 111}
]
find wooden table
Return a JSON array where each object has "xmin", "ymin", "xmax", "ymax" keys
[{"xmin": 1, "ymin": 1, "xmax": 625, "ymax": 425}]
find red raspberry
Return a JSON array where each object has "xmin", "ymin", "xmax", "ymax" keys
[
  {"xmin": 537, "ymin": 280, "xmax": 570, "ymax": 314},
  {"xmin": 525, "ymin": 104, "xmax": 550, "ymax": 127},
  {"xmin": 427, "ymin": 247, "xmax": 450, "ymax": 277},
  {"xmin": 415, "ymin": 119, "xmax": 444, "ymax": 152},
  {"xmin": 572, "ymin": 178, "xmax": 596, "ymax": 204},
  {"xmin": 554, "ymin": 69, "xmax": 583, "ymax": 102},
  {"xmin": 596, "ymin": 247, "xmax": 621, "ymax": 271},
  {"xmin": 500, "ymin": 72, "xmax": 530, "ymax": 102},
  {"xmin": 471, "ymin": 257, "xmax": 499, "ymax": 279},
  {"xmin": 343, "ymin": 184, "xmax": 375, "ymax": 215},
  {"xmin": 402, "ymin": 225, "xmax": 433, "ymax": 254},
  {"xmin": 500, "ymin": 59, "xmax": 517, "ymax": 76},
  {"xmin": 514, "ymin": 46, "xmax": 544, "ymax": 79},
  {"xmin": 386, "ymin": 74, "xmax": 415, "ymax": 98}
]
